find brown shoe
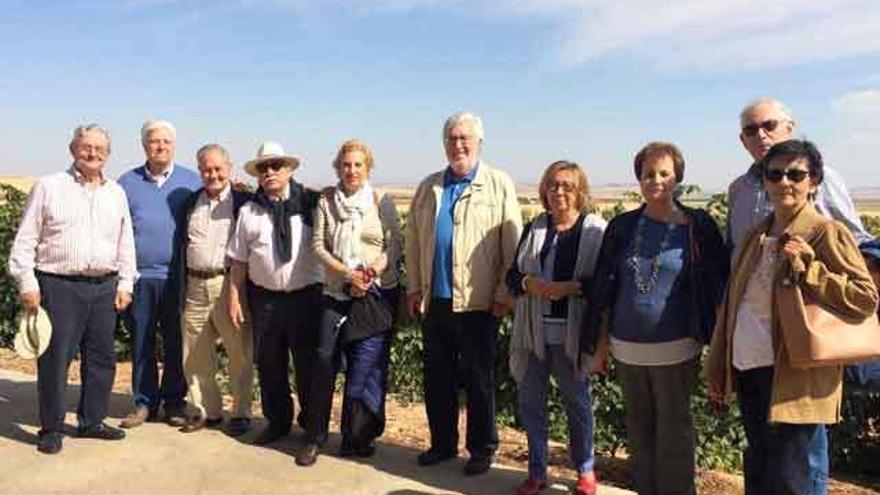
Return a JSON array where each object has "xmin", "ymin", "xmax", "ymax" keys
[
  {"xmin": 180, "ymin": 415, "xmax": 222, "ymax": 433},
  {"xmin": 119, "ymin": 406, "xmax": 150, "ymax": 429},
  {"xmin": 163, "ymin": 404, "xmax": 188, "ymax": 428},
  {"xmin": 295, "ymin": 443, "xmax": 319, "ymax": 467}
]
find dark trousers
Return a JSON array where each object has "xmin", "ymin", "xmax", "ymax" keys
[
  {"xmin": 736, "ymin": 367, "xmax": 829, "ymax": 495},
  {"xmin": 617, "ymin": 358, "xmax": 699, "ymax": 495},
  {"xmin": 248, "ymin": 283, "xmax": 320, "ymax": 438},
  {"xmin": 36, "ymin": 273, "xmax": 118, "ymax": 433},
  {"xmin": 124, "ymin": 277, "xmax": 185, "ymax": 410},
  {"xmin": 422, "ymin": 298, "xmax": 499, "ymax": 457}
]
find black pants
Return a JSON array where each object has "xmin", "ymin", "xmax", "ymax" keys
[
  {"xmin": 248, "ymin": 283, "xmax": 321, "ymax": 439},
  {"xmin": 36, "ymin": 273, "xmax": 118, "ymax": 433},
  {"xmin": 422, "ymin": 298, "xmax": 499, "ymax": 457}
]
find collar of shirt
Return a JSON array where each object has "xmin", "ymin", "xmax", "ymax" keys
[
  {"xmin": 268, "ymin": 182, "xmax": 291, "ymax": 202},
  {"xmin": 145, "ymin": 162, "xmax": 174, "ymax": 182},
  {"xmin": 67, "ymin": 164, "xmax": 106, "ymax": 186},
  {"xmin": 204, "ymin": 183, "xmax": 232, "ymax": 204},
  {"xmin": 443, "ymin": 162, "xmax": 479, "ymax": 187}
]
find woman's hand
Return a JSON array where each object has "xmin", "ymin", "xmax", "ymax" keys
[
  {"xmin": 780, "ymin": 234, "xmax": 814, "ymax": 263},
  {"xmin": 545, "ymin": 281, "xmax": 582, "ymax": 300}
]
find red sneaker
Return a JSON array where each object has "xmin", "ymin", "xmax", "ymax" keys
[
  {"xmin": 574, "ymin": 471, "xmax": 597, "ymax": 495},
  {"xmin": 515, "ymin": 477, "xmax": 547, "ymax": 495}
]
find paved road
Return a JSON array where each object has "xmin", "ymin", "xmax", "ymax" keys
[{"xmin": 0, "ymin": 369, "xmax": 633, "ymax": 495}]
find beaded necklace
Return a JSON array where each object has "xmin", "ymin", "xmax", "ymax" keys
[{"xmin": 628, "ymin": 213, "xmax": 677, "ymax": 294}]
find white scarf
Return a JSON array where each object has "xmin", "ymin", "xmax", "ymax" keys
[
  {"xmin": 509, "ymin": 212, "xmax": 606, "ymax": 383},
  {"xmin": 331, "ymin": 182, "xmax": 374, "ymax": 269}
]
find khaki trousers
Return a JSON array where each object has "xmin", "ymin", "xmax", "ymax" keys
[{"xmin": 182, "ymin": 274, "xmax": 253, "ymax": 419}]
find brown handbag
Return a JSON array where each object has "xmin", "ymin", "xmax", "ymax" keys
[{"xmin": 778, "ymin": 280, "xmax": 880, "ymax": 369}]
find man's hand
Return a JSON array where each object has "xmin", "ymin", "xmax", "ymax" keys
[
  {"xmin": 115, "ymin": 291, "xmax": 132, "ymax": 312},
  {"xmin": 229, "ymin": 296, "xmax": 245, "ymax": 329},
  {"xmin": 407, "ymin": 292, "xmax": 423, "ymax": 319},
  {"xmin": 20, "ymin": 291, "xmax": 40, "ymax": 314},
  {"xmin": 591, "ymin": 347, "xmax": 609, "ymax": 376}
]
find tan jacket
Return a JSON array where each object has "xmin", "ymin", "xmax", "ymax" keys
[
  {"xmin": 706, "ymin": 202, "xmax": 878, "ymax": 424},
  {"xmin": 405, "ymin": 161, "xmax": 522, "ymax": 313}
]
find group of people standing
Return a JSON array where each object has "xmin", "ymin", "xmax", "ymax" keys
[{"xmin": 8, "ymin": 99, "xmax": 879, "ymax": 495}]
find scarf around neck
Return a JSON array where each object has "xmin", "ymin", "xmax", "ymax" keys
[
  {"xmin": 253, "ymin": 179, "xmax": 318, "ymax": 263},
  {"xmin": 331, "ymin": 182, "xmax": 374, "ymax": 269}
]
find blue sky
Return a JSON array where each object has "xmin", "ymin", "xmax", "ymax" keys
[{"xmin": 2, "ymin": 0, "xmax": 879, "ymax": 192}]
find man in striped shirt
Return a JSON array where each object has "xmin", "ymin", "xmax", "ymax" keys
[{"xmin": 8, "ymin": 124, "xmax": 137, "ymax": 454}]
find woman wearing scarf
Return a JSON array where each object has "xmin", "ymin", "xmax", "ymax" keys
[
  {"xmin": 506, "ymin": 161, "xmax": 606, "ymax": 495},
  {"xmin": 312, "ymin": 139, "xmax": 402, "ymax": 458},
  {"xmin": 582, "ymin": 142, "xmax": 728, "ymax": 495}
]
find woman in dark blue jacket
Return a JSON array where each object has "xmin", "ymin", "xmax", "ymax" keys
[{"xmin": 580, "ymin": 142, "xmax": 728, "ymax": 495}]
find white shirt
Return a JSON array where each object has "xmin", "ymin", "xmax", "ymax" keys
[
  {"xmin": 145, "ymin": 162, "xmax": 174, "ymax": 188},
  {"xmin": 226, "ymin": 201, "xmax": 323, "ymax": 292},
  {"xmin": 8, "ymin": 167, "xmax": 138, "ymax": 294},
  {"xmin": 732, "ymin": 236, "xmax": 778, "ymax": 371},
  {"xmin": 186, "ymin": 185, "xmax": 234, "ymax": 271}
]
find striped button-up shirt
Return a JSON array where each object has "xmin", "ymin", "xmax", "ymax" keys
[
  {"xmin": 186, "ymin": 185, "xmax": 234, "ymax": 271},
  {"xmin": 8, "ymin": 167, "xmax": 138, "ymax": 294}
]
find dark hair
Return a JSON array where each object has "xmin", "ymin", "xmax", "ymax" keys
[
  {"xmin": 758, "ymin": 139, "xmax": 824, "ymax": 185},
  {"xmin": 633, "ymin": 141, "xmax": 685, "ymax": 183}
]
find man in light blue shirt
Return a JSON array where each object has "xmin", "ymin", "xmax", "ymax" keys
[{"xmin": 726, "ymin": 98, "xmax": 870, "ymax": 261}]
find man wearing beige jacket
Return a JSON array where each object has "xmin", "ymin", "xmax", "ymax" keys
[{"xmin": 406, "ymin": 112, "xmax": 522, "ymax": 476}]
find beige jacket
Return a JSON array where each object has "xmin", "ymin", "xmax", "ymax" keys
[
  {"xmin": 706, "ymin": 202, "xmax": 878, "ymax": 424},
  {"xmin": 405, "ymin": 161, "xmax": 522, "ymax": 313}
]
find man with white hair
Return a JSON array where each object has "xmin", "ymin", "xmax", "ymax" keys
[
  {"xmin": 118, "ymin": 119, "xmax": 201, "ymax": 428},
  {"xmin": 178, "ymin": 144, "xmax": 254, "ymax": 435},
  {"xmin": 727, "ymin": 97, "xmax": 870, "ymax": 259},
  {"xmin": 9, "ymin": 124, "xmax": 136, "ymax": 454},
  {"xmin": 406, "ymin": 112, "xmax": 522, "ymax": 475}
]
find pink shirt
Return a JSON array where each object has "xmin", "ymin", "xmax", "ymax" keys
[{"xmin": 8, "ymin": 167, "xmax": 138, "ymax": 294}]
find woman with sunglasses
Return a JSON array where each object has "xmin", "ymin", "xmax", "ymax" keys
[
  {"xmin": 581, "ymin": 142, "xmax": 728, "ymax": 495},
  {"xmin": 706, "ymin": 139, "xmax": 878, "ymax": 494},
  {"xmin": 507, "ymin": 160, "xmax": 606, "ymax": 495},
  {"xmin": 311, "ymin": 139, "xmax": 402, "ymax": 459}
]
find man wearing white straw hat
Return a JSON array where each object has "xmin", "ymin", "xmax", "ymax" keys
[
  {"xmin": 8, "ymin": 124, "xmax": 137, "ymax": 454},
  {"xmin": 226, "ymin": 141, "xmax": 324, "ymax": 466}
]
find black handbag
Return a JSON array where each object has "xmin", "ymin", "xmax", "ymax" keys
[{"xmin": 343, "ymin": 286, "xmax": 394, "ymax": 344}]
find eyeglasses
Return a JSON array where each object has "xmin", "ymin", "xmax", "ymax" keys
[
  {"xmin": 75, "ymin": 144, "xmax": 108, "ymax": 155},
  {"xmin": 764, "ymin": 168, "xmax": 810, "ymax": 184},
  {"xmin": 256, "ymin": 161, "xmax": 288, "ymax": 174},
  {"xmin": 742, "ymin": 119, "xmax": 786, "ymax": 137},
  {"xmin": 548, "ymin": 181, "xmax": 577, "ymax": 193}
]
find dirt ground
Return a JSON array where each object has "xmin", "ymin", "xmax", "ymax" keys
[{"xmin": 1, "ymin": 348, "xmax": 876, "ymax": 494}]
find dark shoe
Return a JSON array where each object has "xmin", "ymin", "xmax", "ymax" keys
[
  {"xmin": 295, "ymin": 443, "xmax": 319, "ymax": 466},
  {"xmin": 225, "ymin": 417, "xmax": 251, "ymax": 437},
  {"xmin": 78, "ymin": 423, "xmax": 126, "ymax": 441},
  {"xmin": 37, "ymin": 432, "xmax": 63, "ymax": 454},
  {"xmin": 516, "ymin": 477, "xmax": 547, "ymax": 495},
  {"xmin": 252, "ymin": 425, "xmax": 288, "ymax": 445},
  {"xmin": 163, "ymin": 404, "xmax": 188, "ymax": 427},
  {"xmin": 353, "ymin": 441, "xmax": 376, "ymax": 458},
  {"xmin": 463, "ymin": 455, "xmax": 493, "ymax": 476},
  {"xmin": 417, "ymin": 447, "xmax": 457, "ymax": 466},
  {"xmin": 119, "ymin": 406, "xmax": 151, "ymax": 429},
  {"xmin": 180, "ymin": 415, "xmax": 222, "ymax": 433}
]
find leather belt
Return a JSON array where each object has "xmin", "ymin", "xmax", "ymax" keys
[
  {"xmin": 187, "ymin": 267, "xmax": 227, "ymax": 279},
  {"xmin": 35, "ymin": 269, "xmax": 118, "ymax": 284}
]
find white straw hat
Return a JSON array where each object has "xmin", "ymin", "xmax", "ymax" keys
[
  {"xmin": 243, "ymin": 141, "xmax": 300, "ymax": 177},
  {"xmin": 14, "ymin": 307, "xmax": 52, "ymax": 360}
]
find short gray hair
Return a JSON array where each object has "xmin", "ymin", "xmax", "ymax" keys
[
  {"xmin": 739, "ymin": 97, "xmax": 795, "ymax": 126},
  {"xmin": 196, "ymin": 143, "xmax": 231, "ymax": 166},
  {"xmin": 69, "ymin": 124, "xmax": 111, "ymax": 153},
  {"xmin": 141, "ymin": 119, "xmax": 177, "ymax": 144},
  {"xmin": 443, "ymin": 111, "xmax": 484, "ymax": 142}
]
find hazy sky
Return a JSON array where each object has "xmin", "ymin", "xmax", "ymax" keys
[{"xmin": 2, "ymin": 0, "xmax": 879, "ymax": 192}]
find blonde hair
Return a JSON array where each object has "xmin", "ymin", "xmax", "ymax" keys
[
  {"xmin": 538, "ymin": 160, "xmax": 591, "ymax": 213},
  {"xmin": 332, "ymin": 138, "xmax": 374, "ymax": 172}
]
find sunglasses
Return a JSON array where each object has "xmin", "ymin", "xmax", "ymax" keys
[
  {"xmin": 256, "ymin": 161, "xmax": 288, "ymax": 174},
  {"xmin": 764, "ymin": 168, "xmax": 810, "ymax": 184},
  {"xmin": 742, "ymin": 119, "xmax": 785, "ymax": 137}
]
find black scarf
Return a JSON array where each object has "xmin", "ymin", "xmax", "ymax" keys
[{"xmin": 253, "ymin": 180, "xmax": 318, "ymax": 263}]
